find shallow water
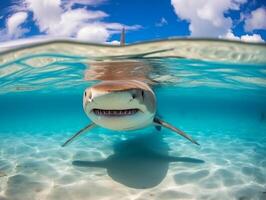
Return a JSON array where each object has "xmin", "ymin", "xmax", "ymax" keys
[{"xmin": 0, "ymin": 39, "xmax": 266, "ymax": 200}]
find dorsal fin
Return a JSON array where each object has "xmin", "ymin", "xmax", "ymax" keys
[{"xmin": 120, "ymin": 27, "xmax": 125, "ymax": 46}]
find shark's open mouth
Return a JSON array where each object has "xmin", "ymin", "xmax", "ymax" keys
[{"xmin": 92, "ymin": 109, "xmax": 139, "ymax": 116}]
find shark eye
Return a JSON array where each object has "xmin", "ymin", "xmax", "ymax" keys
[
  {"xmin": 85, "ymin": 91, "xmax": 92, "ymax": 99},
  {"xmin": 141, "ymin": 91, "xmax": 144, "ymax": 98},
  {"xmin": 132, "ymin": 93, "xmax": 136, "ymax": 99}
]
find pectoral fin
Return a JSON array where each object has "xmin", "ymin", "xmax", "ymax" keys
[
  {"xmin": 62, "ymin": 123, "xmax": 96, "ymax": 147},
  {"xmin": 153, "ymin": 117, "xmax": 199, "ymax": 145}
]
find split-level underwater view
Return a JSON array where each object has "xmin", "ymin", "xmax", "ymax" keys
[{"xmin": 0, "ymin": 39, "xmax": 266, "ymax": 200}]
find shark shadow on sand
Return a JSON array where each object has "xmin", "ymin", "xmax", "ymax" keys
[{"xmin": 72, "ymin": 131, "xmax": 204, "ymax": 189}]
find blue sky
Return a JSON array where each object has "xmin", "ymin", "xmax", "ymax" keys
[{"xmin": 0, "ymin": 0, "xmax": 266, "ymax": 44}]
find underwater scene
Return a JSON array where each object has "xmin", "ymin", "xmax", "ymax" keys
[{"xmin": 0, "ymin": 39, "xmax": 266, "ymax": 200}]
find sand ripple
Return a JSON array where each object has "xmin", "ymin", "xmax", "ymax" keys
[{"xmin": 0, "ymin": 130, "xmax": 265, "ymax": 200}]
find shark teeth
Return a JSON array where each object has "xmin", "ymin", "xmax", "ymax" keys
[{"xmin": 93, "ymin": 109, "xmax": 139, "ymax": 116}]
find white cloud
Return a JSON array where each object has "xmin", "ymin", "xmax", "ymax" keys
[
  {"xmin": 240, "ymin": 34, "xmax": 264, "ymax": 42},
  {"xmin": 52, "ymin": 9, "xmax": 107, "ymax": 36},
  {"xmin": 156, "ymin": 17, "xmax": 168, "ymax": 27},
  {"xmin": 224, "ymin": 30, "xmax": 264, "ymax": 42},
  {"xmin": 244, "ymin": 7, "xmax": 266, "ymax": 32},
  {"xmin": 76, "ymin": 25, "xmax": 109, "ymax": 42},
  {"xmin": 107, "ymin": 40, "xmax": 120, "ymax": 45},
  {"xmin": 1, "ymin": 12, "xmax": 28, "ymax": 40},
  {"xmin": 62, "ymin": 0, "xmax": 106, "ymax": 9},
  {"xmin": 224, "ymin": 30, "xmax": 240, "ymax": 40},
  {"xmin": 7, "ymin": 12, "xmax": 28, "ymax": 35},
  {"xmin": 25, "ymin": 0, "xmax": 109, "ymax": 36},
  {"xmin": 171, "ymin": 0, "xmax": 246, "ymax": 37},
  {"xmin": 25, "ymin": 0, "xmax": 62, "ymax": 33},
  {"xmin": 1, "ymin": 0, "xmax": 140, "ymax": 43},
  {"xmin": 76, "ymin": 22, "xmax": 141, "ymax": 43}
]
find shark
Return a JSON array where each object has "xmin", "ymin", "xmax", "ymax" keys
[
  {"xmin": 62, "ymin": 29, "xmax": 199, "ymax": 147},
  {"xmin": 62, "ymin": 80, "xmax": 199, "ymax": 147}
]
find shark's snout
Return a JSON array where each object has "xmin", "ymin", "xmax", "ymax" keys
[{"xmin": 82, "ymin": 80, "xmax": 156, "ymax": 131}]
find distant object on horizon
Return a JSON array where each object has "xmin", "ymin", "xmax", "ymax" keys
[{"xmin": 120, "ymin": 27, "xmax": 125, "ymax": 46}]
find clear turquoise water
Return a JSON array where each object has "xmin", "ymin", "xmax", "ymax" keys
[{"xmin": 0, "ymin": 40, "xmax": 266, "ymax": 200}]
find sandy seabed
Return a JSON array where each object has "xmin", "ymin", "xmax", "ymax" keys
[{"xmin": 0, "ymin": 129, "xmax": 265, "ymax": 200}]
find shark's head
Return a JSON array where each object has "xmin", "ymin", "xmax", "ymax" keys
[{"xmin": 83, "ymin": 80, "xmax": 156, "ymax": 130}]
